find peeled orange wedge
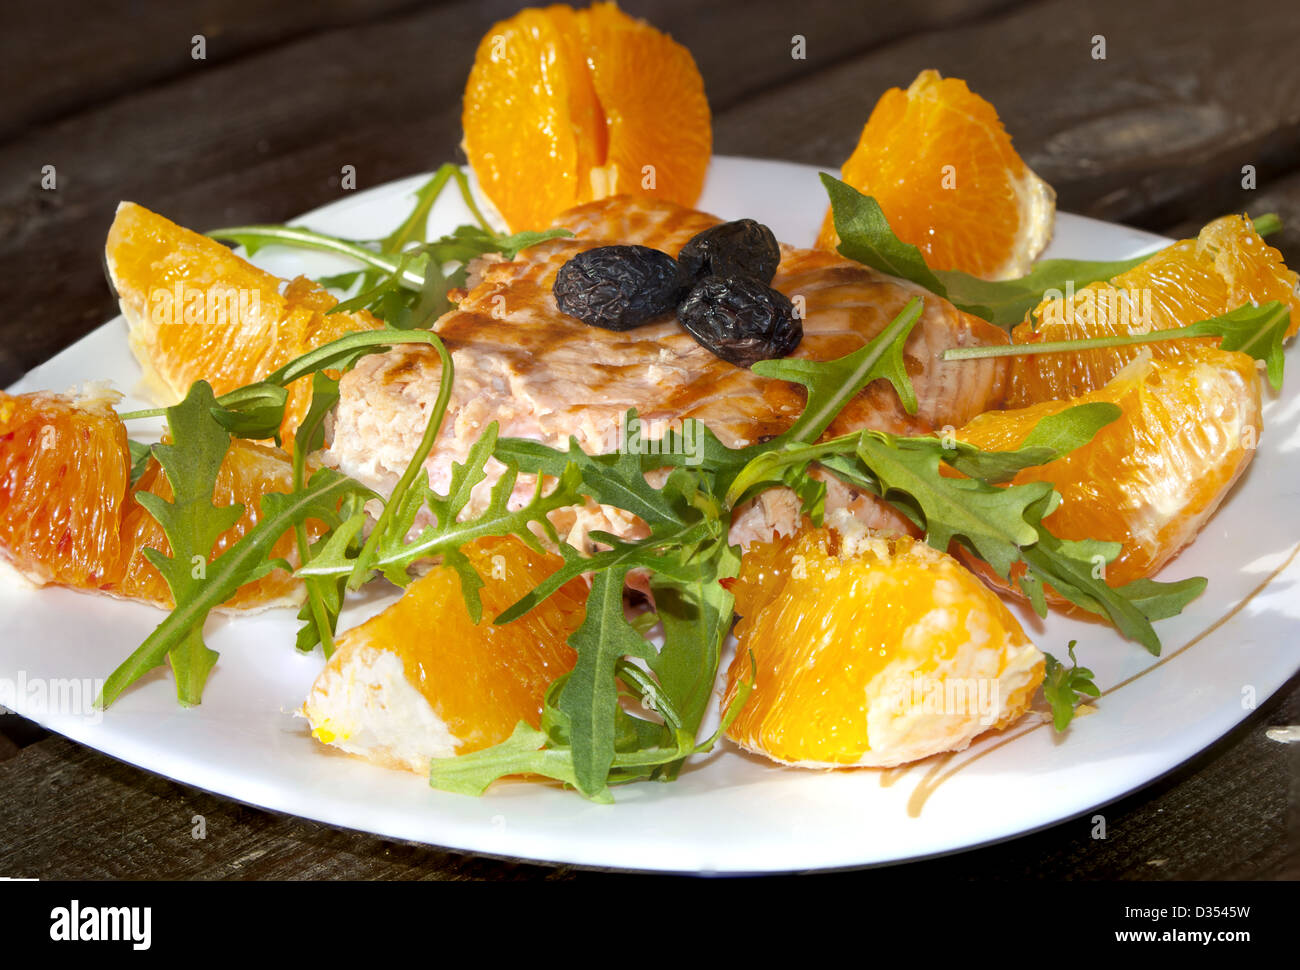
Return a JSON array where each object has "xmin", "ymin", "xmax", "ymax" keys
[
  {"xmin": 0, "ymin": 388, "xmax": 132, "ymax": 589},
  {"xmin": 105, "ymin": 201, "xmax": 382, "ymax": 443},
  {"xmin": 721, "ymin": 520, "xmax": 1044, "ymax": 768},
  {"xmin": 462, "ymin": 2, "xmax": 711, "ymax": 231},
  {"xmin": 958, "ymin": 346, "xmax": 1262, "ymax": 591},
  {"xmin": 0, "ymin": 387, "xmax": 317, "ymax": 608},
  {"xmin": 1007, "ymin": 214, "xmax": 1300, "ymax": 406},
  {"xmin": 817, "ymin": 69, "xmax": 1055, "ymax": 281},
  {"xmin": 303, "ymin": 536, "xmax": 584, "ymax": 771}
]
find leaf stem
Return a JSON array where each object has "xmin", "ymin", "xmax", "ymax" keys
[
  {"xmin": 293, "ymin": 408, "xmax": 335, "ymax": 657},
  {"xmin": 117, "ymin": 329, "xmax": 452, "ymax": 422},
  {"xmin": 207, "ymin": 224, "xmax": 422, "ymax": 287},
  {"xmin": 1254, "ymin": 213, "xmax": 1283, "ymax": 237},
  {"xmin": 942, "ymin": 301, "xmax": 1289, "ymax": 362},
  {"xmin": 346, "ymin": 332, "xmax": 455, "ymax": 589},
  {"xmin": 943, "ymin": 328, "xmax": 1192, "ymax": 361}
]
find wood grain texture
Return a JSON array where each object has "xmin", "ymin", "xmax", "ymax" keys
[
  {"xmin": 0, "ymin": 0, "xmax": 433, "ymax": 141},
  {"xmin": 714, "ymin": 0, "xmax": 1300, "ymax": 230}
]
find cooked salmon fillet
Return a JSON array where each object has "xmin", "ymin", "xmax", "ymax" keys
[{"xmin": 324, "ymin": 195, "xmax": 1010, "ymax": 550}]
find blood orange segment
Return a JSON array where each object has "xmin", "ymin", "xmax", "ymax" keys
[
  {"xmin": 1008, "ymin": 214, "xmax": 1300, "ymax": 406},
  {"xmin": 722, "ymin": 524, "xmax": 1044, "ymax": 768},
  {"xmin": 957, "ymin": 346, "xmax": 1262, "ymax": 591},
  {"xmin": 817, "ymin": 69, "xmax": 1055, "ymax": 281},
  {"xmin": 0, "ymin": 388, "xmax": 131, "ymax": 587},
  {"xmin": 0, "ymin": 388, "xmax": 319, "ymax": 609}
]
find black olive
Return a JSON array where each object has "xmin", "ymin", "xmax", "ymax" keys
[
  {"xmin": 677, "ymin": 275, "xmax": 802, "ymax": 368},
  {"xmin": 553, "ymin": 245, "xmax": 685, "ymax": 331},
  {"xmin": 677, "ymin": 219, "xmax": 781, "ymax": 285}
]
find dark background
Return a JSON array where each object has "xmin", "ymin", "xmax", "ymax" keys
[{"xmin": 0, "ymin": 0, "xmax": 1297, "ymax": 879}]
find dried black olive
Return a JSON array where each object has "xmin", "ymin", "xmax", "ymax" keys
[
  {"xmin": 677, "ymin": 275, "xmax": 802, "ymax": 368},
  {"xmin": 677, "ymin": 219, "xmax": 781, "ymax": 285},
  {"xmin": 553, "ymin": 245, "xmax": 685, "ymax": 331}
]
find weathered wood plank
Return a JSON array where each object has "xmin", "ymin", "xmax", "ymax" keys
[
  {"xmin": 0, "ymin": 0, "xmax": 434, "ymax": 142},
  {"xmin": 0, "ymin": 735, "xmax": 575, "ymax": 880}
]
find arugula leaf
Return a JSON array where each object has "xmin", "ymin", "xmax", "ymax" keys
[
  {"xmin": 754, "ymin": 296, "xmax": 923, "ymax": 442},
  {"xmin": 1042, "ymin": 640, "xmax": 1101, "ymax": 731},
  {"xmin": 1115, "ymin": 575, "xmax": 1210, "ymax": 622},
  {"xmin": 937, "ymin": 402, "xmax": 1122, "ymax": 484},
  {"xmin": 208, "ymin": 224, "xmax": 416, "ymax": 283},
  {"xmin": 291, "ymin": 372, "xmax": 353, "ymax": 656},
  {"xmin": 1178, "ymin": 302, "xmax": 1289, "ymax": 391},
  {"xmin": 428, "ymin": 659, "xmax": 756, "ymax": 799},
  {"xmin": 491, "ymin": 516, "xmax": 718, "ymax": 627},
  {"xmin": 126, "ymin": 439, "xmax": 153, "ymax": 486},
  {"xmin": 117, "ymin": 329, "xmax": 451, "ymax": 428},
  {"xmin": 372, "ymin": 456, "xmax": 585, "ymax": 622},
  {"xmin": 1253, "ymin": 213, "xmax": 1283, "ymax": 237},
  {"xmin": 723, "ymin": 298, "xmax": 924, "ymax": 504},
  {"xmin": 496, "ymin": 428, "xmax": 701, "ymax": 530},
  {"xmin": 1015, "ymin": 492, "xmax": 1204, "ymax": 655},
  {"xmin": 211, "ymin": 165, "xmax": 569, "ymax": 330},
  {"xmin": 293, "ymin": 502, "xmax": 366, "ymax": 656},
  {"xmin": 100, "ymin": 382, "xmax": 372, "ymax": 707},
  {"xmin": 298, "ymin": 433, "xmax": 589, "ymax": 625},
  {"xmin": 131, "ymin": 383, "xmax": 246, "ymax": 704},
  {"xmin": 855, "ymin": 433, "xmax": 1053, "ymax": 578},
  {"xmin": 207, "ymin": 382, "xmax": 289, "ymax": 442},
  {"xmin": 821, "ymin": 174, "xmax": 1154, "ymax": 330},
  {"xmin": 646, "ymin": 541, "xmax": 741, "ymax": 779},
  {"xmin": 556, "ymin": 567, "xmax": 659, "ymax": 800},
  {"xmin": 99, "ymin": 464, "xmax": 370, "ymax": 709}
]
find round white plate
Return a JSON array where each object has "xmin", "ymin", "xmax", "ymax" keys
[{"xmin": 3, "ymin": 157, "xmax": 1298, "ymax": 874}]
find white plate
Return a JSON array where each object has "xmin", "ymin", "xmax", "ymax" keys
[{"xmin": 3, "ymin": 157, "xmax": 1298, "ymax": 874}]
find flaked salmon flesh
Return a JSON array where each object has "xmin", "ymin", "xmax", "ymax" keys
[{"xmin": 323, "ymin": 195, "xmax": 1010, "ymax": 551}]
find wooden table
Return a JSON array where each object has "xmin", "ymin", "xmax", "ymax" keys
[{"xmin": 1, "ymin": 0, "xmax": 1297, "ymax": 879}]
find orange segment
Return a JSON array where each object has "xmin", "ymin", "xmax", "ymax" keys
[
  {"xmin": 304, "ymin": 536, "xmax": 584, "ymax": 765},
  {"xmin": 462, "ymin": 7, "xmax": 593, "ymax": 233},
  {"xmin": 581, "ymin": 1, "xmax": 710, "ymax": 205},
  {"xmin": 722, "ymin": 525, "xmax": 1044, "ymax": 768},
  {"xmin": 0, "ymin": 388, "xmax": 319, "ymax": 609},
  {"xmin": 105, "ymin": 201, "xmax": 383, "ymax": 443},
  {"xmin": 957, "ymin": 346, "xmax": 1262, "ymax": 591},
  {"xmin": 462, "ymin": 2, "xmax": 710, "ymax": 231},
  {"xmin": 0, "ymin": 388, "xmax": 130, "ymax": 587},
  {"xmin": 1008, "ymin": 214, "xmax": 1300, "ymax": 406},
  {"xmin": 816, "ymin": 70, "xmax": 1055, "ymax": 281}
]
